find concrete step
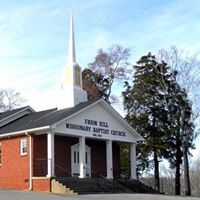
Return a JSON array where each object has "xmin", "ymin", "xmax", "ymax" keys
[{"xmin": 55, "ymin": 177, "xmax": 132, "ymax": 194}]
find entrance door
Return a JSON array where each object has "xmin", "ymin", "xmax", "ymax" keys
[{"xmin": 71, "ymin": 143, "xmax": 91, "ymax": 177}]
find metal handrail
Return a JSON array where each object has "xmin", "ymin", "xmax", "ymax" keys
[
  {"xmin": 87, "ymin": 168, "xmax": 118, "ymax": 192},
  {"xmin": 55, "ymin": 163, "xmax": 71, "ymax": 176}
]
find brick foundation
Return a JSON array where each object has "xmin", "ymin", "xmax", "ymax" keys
[{"xmin": 32, "ymin": 177, "xmax": 51, "ymax": 192}]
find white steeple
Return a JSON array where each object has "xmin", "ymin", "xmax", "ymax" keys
[
  {"xmin": 69, "ymin": 11, "xmax": 76, "ymax": 64},
  {"xmin": 58, "ymin": 12, "xmax": 88, "ymax": 109}
]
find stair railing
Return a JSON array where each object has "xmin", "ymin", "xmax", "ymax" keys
[
  {"xmin": 33, "ymin": 158, "xmax": 48, "ymax": 176},
  {"xmin": 55, "ymin": 162, "xmax": 72, "ymax": 177},
  {"xmin": 88, "ymin": 168, "xmax": 119, "ymax": 192}
]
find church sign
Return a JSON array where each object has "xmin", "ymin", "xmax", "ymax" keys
[{"xmin": 66, "ymin": 118, "xmax": 126, "ymax": 138}]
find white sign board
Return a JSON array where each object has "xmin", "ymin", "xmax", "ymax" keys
[{"xmin": 54, "ymin": 103, "xmax": 137, "ymax": 143}]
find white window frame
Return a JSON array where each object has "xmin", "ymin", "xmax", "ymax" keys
[{"xmin": 20, "ymin": 138, "xmax": 27, "ymax": 156}]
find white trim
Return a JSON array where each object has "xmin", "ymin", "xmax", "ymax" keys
[
  {"xmin": 47, "ymin": 132, "xmax": 55, "ymax": 177},
  {"xmin": 28, "ymin": 134, "xmax": 32, "ymax": 190},
  {"xmin": 0, "ymin": 126, "xmax": 50, "ymax": 139},
  {"xmin": 53, "ymin": 99, "xmax": 102, "ymax": 127},
  {"xmin": 106, "ymin": 140, "xmax": 113, "ymax": 179},
  {"xmin": 79, "ymin": 136, "xmax": 86, "ymax": 178},
  {"xmin": 99, "ymin": 101, "xmax": 144, "ymax": 141},
  {"xmin": 53, "ymin": 98, "xmax": 144, "ymax": 142}
]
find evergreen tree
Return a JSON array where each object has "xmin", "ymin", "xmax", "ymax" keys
[
  {"xmin": 165, "ymin": 82, "xmax": 194, "ymax": 195},
  {"xmin": 123, "ymin": 53, "xmax": 171, "ymax": 191},
  {"xmin": 123, "ymin": 52, "xmax": 195, "ymax": 195}
]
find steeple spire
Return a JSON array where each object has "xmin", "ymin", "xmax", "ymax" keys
[
  {"xmin": 57, "ymin": 12, "xmax": 88, "ymax": 109},
  {"xmin": 69, "ymin": 11, "xmax": 76, "ymax": 64}
]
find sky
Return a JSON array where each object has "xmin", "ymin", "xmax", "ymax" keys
[{"xmin": 0, "ymin": 1, "xmax": 200, "ymax": 157}]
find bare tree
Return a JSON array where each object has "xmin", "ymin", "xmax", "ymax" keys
[
  {"xmin": 190, "ymin": 157, "xmax": 200, "ymax": 197},
  {"xmin": 157, "ymin": 46, "xmax": 200, "ymax": 196},
  {"xmin": 158, "ymin": 46, "xmax": 200, "ymax": 111},
  {"xmin": 88, "ymin": 44, "xmax": 131, "ymax": 103},
  {"xmin": 0, "ymin": 89, "xmax": 25, "ymax": 112}
]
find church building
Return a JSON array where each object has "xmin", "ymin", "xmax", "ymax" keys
[{"xmin": 0, "ymin": 14, "xmax": 143, "ymax": 194}]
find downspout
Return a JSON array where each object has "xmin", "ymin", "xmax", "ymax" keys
[{"xmin": 26, "ymin": 132, "xmax": 32, "ymax": 191}]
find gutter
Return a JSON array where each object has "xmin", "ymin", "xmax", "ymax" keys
[
  {"xmin": 0, "ymin": 126, "xmax": 50, "ymax": 139},
  {"xmin": 25, "ymin": 132, "xmax": 32, "ymax": 191}
]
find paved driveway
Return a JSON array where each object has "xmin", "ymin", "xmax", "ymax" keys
[{"xmin": 0, "ymin": 190, "xmax": 199, "ymax": 200}]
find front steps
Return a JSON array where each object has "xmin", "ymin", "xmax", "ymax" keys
[
  {"xmin": 55, "ymin": 177, "xmax": 132, "ymax": 194},
  {"xmin": 51, "ymin": 179, "xmax": 77, "ymax": 195},
  {"xmin": 119, "ymin": 179, "xmax": 162, "ymax": 194}
]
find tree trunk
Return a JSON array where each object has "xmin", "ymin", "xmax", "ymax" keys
[
  {"xmin": 183, "ymin": 145, "xmax": 191, "ymax": 196},
  {"xmin": 175, "ymin": 138, "xmax": 181, "ymax": 195},
  {"xmin": 154, "ymin": 149, "xmax": 160, "ymax": 191},
  {"xmin": 181, "ymin": 110, "xmax": 191, "ymax": 196}
]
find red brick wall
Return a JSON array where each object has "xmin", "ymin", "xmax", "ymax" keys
[
  {"xmin": 0, "ymin": 133, "xmax": 120, "ymax": 191},
  {"xmin": 86, "ymin": 140, "xmax": 107, "ymax": 177},
  {"xmin": 0, "ymin": 135, "xmax": 30, "ymax": 190},
  {"xmin": 32, "ymin": 178, "xmax": 51, "ymax": 192},
  {"xmin": 33, "ymin": 134, "xmax": 47, "ymax": 176},
  {"xmin": 55, "ymin": 136, "xmax": 78, "ymax": 177},
  {"xmin": 86, "ymin": 140, "xmax": 121, "ymax": 178},
  {"xmin": 113, "ymin": 143, "xmax": 120, "ymax": 178},
  {"xmin": 54, "ymin": 136, "xmax": 120, "ymax": 178}
]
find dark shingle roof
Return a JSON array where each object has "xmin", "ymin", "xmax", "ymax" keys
[
  {"xmin": 0, "ymin": 106, "xmax": 31, "ymax": 121},
  {"xmin": 0, "ymin": 99, "xmax": 99, "ymax": 134}
]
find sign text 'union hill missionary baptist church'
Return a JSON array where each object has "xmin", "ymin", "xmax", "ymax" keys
[{"xmin": 66, "ymin": 119, "xmax": 126, "ymax": 138}]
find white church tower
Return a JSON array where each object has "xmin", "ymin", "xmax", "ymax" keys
[{"xmin": 58, "ymin": 12, "xmax": 88, "ymax": 109}]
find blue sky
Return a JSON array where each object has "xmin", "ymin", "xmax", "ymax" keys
[
  {"xmin": 0, "ymin": 0, "xmax": 200, "ymax": 160},
  {"xmin": 0, "ymin": 0, "xmax": 200, "ymax": 110}
]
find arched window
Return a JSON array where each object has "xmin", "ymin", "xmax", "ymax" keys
[{"xmin": 75, "ymin": 65, "xmax": 81, "ymax": 86}]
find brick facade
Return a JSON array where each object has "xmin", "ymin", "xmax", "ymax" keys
[
  {"xmin": 0, "ymin": 134, "xmax": 121, "ymax": 191},
  {"xmin": 0, "ymin": 135, "xmax": 30, "ymax": 190},
  {"xmin": 32, "ymin": 177, "xmax": 51, "ymax": 192},
  {"xmin": 55, "ymin": 136, "xmax": 78, "ymax": 177},
  {"xmin": 54, "ymin": 136, "xmax": 120, "ymax": 178},
  {"xmin": 33, "ymin": 134, "xmax": 47, "ymax": 176}
]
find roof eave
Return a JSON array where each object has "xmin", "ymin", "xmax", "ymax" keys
[
  {"xmin": 99, "ymin": 100, "xmax": 145, "ymax": 142},
  {"xmin": 0, "ymin": 125, "xmax": 50, "ymax": 139},
  {"xmin": 52, "ymin": 98, "xmax": 103, "ymax": 127}
]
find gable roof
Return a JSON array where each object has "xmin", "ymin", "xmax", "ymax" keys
[
  {"xmin": 0, "ymin": 108, "xmax": 57, "ymax": 134},
  {"xmin": 0, "ymin": 106, "xmax": 35, "ymax": 128},
  {"xmin": 0, "ymin": 99, "xmax": 98, "ymax": 135},
  {"xmin": 0, "ymin": 99, "xmax": 143, "ymax": 141},
  {"xmin": 0, "ymin": 106, "xmax": 31, "ymax": 121}
]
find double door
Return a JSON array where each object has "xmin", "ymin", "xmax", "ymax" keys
[{"xmin": 71, "ymin": 143, "xmax": 91, "ymax": 177}]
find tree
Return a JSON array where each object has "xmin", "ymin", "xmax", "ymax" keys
[
  {"xmin": 123, "ymin": 52, "xmax": 196, "ymax": 195},
  {"xmin": 0, "ymin": 89, "xmax": 25, "ymax": 112},
  {"xmin": 123, "ymin": 53, "xmax": 171, "ymax": 191},
  {"xmin": 157, "ymin": 46, "xmax": 200, "ymax": 196},
  {"xmin": 82, "ymin": 68, "xmax": 109, "ymax": 101},
  {"xmin": 88, "ymin": 44, "xmax": 131, "ymax": 103},
  {"xmin": 165, "ymin": 82, "xmax": 194, "ymax": 195},
  {"xmin": 190, "ymin": 157, "xmax": 200, "ymax": 196},
  {"xmin": 158, "ymin": 46, "xmax": 200, "ymax": 95}
]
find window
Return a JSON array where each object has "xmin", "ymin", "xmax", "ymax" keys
[
  {"xmin": 20, "ymin": 139, "xmax": 27, "ymax": 156},
  {"xmin": 74, "ymin": 66, "xmax": 81, "ymax": 86},
  {"xmin": 0, "ymin": 143, "xmax": 2, "ymax": 165},
  {"xmin": 85, "ymin": 152, "xmax": 88, "ymax": 164},
  {"xmin": 74, "ymin": 151, "xmax": 76, "ymax": 163}
]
